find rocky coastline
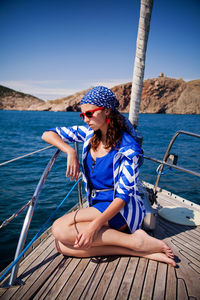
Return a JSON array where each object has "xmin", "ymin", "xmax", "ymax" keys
[{"xmin": 1, "ymin": 77, "xmax": 200, "ymax": 114}]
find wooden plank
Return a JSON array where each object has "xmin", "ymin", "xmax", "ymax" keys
[
  {"xmin": 172, "ymin": 239, "xmax": 200, "ymax": 266},
  {"xmin": 159, "ymin": 221, "xmax": 198, "ymax": 240},
  {"xmin": 68, "ymin": 258, "xmax": 100, "ymax": 299},
  {"xmin": 194, "ymin": 226, "xmax": 200, "ymax": 233},
  {"xmin": 80, "ymin": 257, "xmax": 112, "ymax": 300},
  {"xmin": 157, "ymin": 222, "xmax": 200, "ymax": 299},
  {"xmin": 19, "ymin": 230, "xmax": 53, "ymax": 260},
  {"xmin": 33, "ymin": 256, "xmax": 73, "ymax": 300},
  {"xmin": 159, "ymin": 219, "xmax": 199, "ymax": 241},
  {"xmin": 175, "ymin": 251, "xmax": 200, "ymax": 299},
  {"xmin": 181, "ymin": 227, "xmax": 200, "ymax": 241},
  {"xmin": 188, "ymin": 227, "xmax": 200, "ymax": 238},
  {"xmin": 53, "ymin": 258, "xmax": 91, "ymax": 299},
  {"xmin": 170, "ymin": 235, "xmax": 200, "ymax": 259},
  {"xmin": 158, "ymin": 219, "xmax": 200, "ymax": 254},
  {"xmin": 128, "ymin": 258, "xmax": 148, "ymax": 299},
  {"xmin": 0, "ymin": 239, "xmax": 55, "ymax": 300},
  {"xmin": 171, "ymin": 232, "xmax": 200, "ymax": 256},
  {"xmin": 165, "ymin": 266, "xmax": 177, "ymax": 300},
  {"xmin": 24, "ymin": 254, "xmax": 68, "ymax": 300},
  {"xmin": 18, "ymin": 252, "xmax": 66, "ymax": 300},
  {"xmin": 20, "ymin": 235, "xmax": 55, "ymax": 273},
  {"xmin": 91, "ymin": 256, "xmax": 120, "ymax": 299},
  {"xmin": 174, "ymin": 236, "xmax": 200, "ymax": 255},
  {"xmin": 188, "ymin": 262, "xmax": 200, "ymax": 274},
  {"xmin": 141, "ymin": 260, "xmax": 158, "ymax": 300},
  {"xmin": 10, "ymin": 247, "xmax": 58, "ymax": 300},
  {"xmin": 153, "ymin": 219, "xmax": 171, "ymax": 241},
  {"xmin": 177, "ymin": 278, "xmax": 189, "ymax": 300},
  {"xmin": 43, "ymin": 257, "xmax": 82, "ymax": 299},
  {"xmin": 104, "ymin": 256, "xmax": 130, "ymax": 300},
  {"xmin": 179, "ymin": 250, "xmax": 200, "ymax": 271},
  {"xmin": 153, "ymin": 263, "xmax": 167, "ymax": 300},
  {"xmin": 0, "ymin": 235, "xmax": 54, "ymax": 297},
  {"xmin": 116, "ymin": 257, "xmax": 138, "ymax": 300}
]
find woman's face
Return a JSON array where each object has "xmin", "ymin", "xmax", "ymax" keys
[{"xmin": 80, "ymin": 104, "xmax": 108, "ymax": 131}]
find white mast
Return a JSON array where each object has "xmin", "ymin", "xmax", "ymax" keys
[{"xmin": 129, "ymin": 0, "xmax": 154, "ymax": 128}]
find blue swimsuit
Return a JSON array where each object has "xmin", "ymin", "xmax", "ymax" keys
[{"xmin": 85, "ymin": 148, "xmax": 127, "ymax": 230}]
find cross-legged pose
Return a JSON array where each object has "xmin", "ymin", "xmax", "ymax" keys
[{"xmin": 42, "ymin": 86, "xmax": 176, "ymax": 266}]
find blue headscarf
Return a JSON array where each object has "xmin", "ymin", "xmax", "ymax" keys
[{"xmin": 80, "ymin": 86, "xmax": 119, "ymax": 110}]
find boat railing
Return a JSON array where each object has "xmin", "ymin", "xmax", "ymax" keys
[
  {"xmin": 0, "ymin": 142, "xmax": 83, "ymax": 287},
  {"xmin": 143, "ymin": 130, "xmax": 200, "ymax": 193}
]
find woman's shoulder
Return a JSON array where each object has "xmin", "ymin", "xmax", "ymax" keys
[
  {"xmin": 120, "ymin": 131, "xmax": 141, "ymax": 148},
  {"xmin": 116, "ymin": 131, "xmax": 143, "ymax": 160}
]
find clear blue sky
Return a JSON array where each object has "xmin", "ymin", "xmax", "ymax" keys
[{"xmin": 0, "ymin": 0, "xmax": 199, "ymax": 100}]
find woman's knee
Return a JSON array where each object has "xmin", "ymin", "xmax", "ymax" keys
[
  {"xmin": 52, "ymin": 213, "xmax": 77, "ymax": 244},
  {"xmin": 52, "ymin": 217, "xmax": 69, "ymax": 240},
  {"xmin": 52, "ymin": 219, "xmax": 62, "ymax": 240}
]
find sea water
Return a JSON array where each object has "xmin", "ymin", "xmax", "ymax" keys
[{"xmin": 0, "ymin": 111, "xmax": 199, "ymax": 271}]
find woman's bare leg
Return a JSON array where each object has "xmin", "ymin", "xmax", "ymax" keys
[
  {"xmin": 55, "ymin": 240, "xmax": 176, "ymax": 267},
  {"xmin": 52, "ymin": 207, "xmax": 174, "ymax": 259}
]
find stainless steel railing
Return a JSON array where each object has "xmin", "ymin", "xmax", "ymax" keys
[
  {"xmin": 143, "ymin": 130, "xmax": 200, "ymax": 192},
  {"xmin": 8, "ymin": 149, "xmax": 61, "ymax": 286},
  {"xmin": 1, "ymin": 142, "xmax": 83, "ymax": 287}
]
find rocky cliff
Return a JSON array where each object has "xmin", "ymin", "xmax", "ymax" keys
[
  {"xmin": 104, "ymin": 77, "xmax": 200, "ymax": 114},
  {"xmin": 1, "ymin": 77, "xmax": 200, "ymax": 114},
  {"xmin": 0, "ymin": 85, "xmax": 44, "ymax": 110}
]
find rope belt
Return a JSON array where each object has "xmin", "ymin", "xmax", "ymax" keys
[{"xmin": 91, "ymin": 188, "xmax": 114, "ymax": 198}]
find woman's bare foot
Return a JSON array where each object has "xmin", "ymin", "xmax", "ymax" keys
[
  {"xmin": 142, "ymin": 252, "xmax": 176, "ymax": 266},
  {"xmin": 162, "ymin": 242, "xmax": 174, "ymax": 258},
  {"xmin": 131, "ymin": 229, "xmax": 174, "ymax": 258}
]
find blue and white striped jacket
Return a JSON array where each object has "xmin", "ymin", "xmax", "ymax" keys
[{"xmin": 50, "ymin": 125, "xmax": 146, "ymax": 233}]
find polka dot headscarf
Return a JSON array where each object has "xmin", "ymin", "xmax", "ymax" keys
[{"xmin": 80, "ymin": 86, "xmax": 119, "ymax": 110}]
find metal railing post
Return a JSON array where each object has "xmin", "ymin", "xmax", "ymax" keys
[
  {"xmin": 8, "ymin": 203, "xmax": 36, "ymax": 286},
  {"xmin": 8, "ymin": 149, "xmax": 60, "ymax": 286}
]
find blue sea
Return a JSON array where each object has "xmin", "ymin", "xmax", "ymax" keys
[{"xmin": 0, "ymin": 111, "xmax": 200, "ymax": 271}]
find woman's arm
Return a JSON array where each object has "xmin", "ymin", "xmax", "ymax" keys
[
  {"xmin": 42, "ymin": 131, "xmax": 75, "ymax": 153},
  {"xmin": 42, "ymin": 131, "xmax": 80, "ymax": 181},
  {"xmin": 74, "ymin": 197, "xmax": 126, "ymax": 248}
]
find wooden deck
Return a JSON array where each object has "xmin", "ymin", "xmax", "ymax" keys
[{"xmin": 0, "ymin": 188, "xmax": 200, "ymax": 300}]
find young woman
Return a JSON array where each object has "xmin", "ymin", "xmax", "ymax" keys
[{"xmin": 42, "ymin": 86, "xmax": 176, "ymax": 266}]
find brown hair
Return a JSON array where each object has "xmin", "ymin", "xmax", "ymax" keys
[{"xmin": 90, "ymin": 110, "xmax": 127, "ymax": 150}]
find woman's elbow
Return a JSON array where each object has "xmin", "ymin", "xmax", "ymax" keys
[{"xmin": 42, "ymin": 131, "xmax": 51, "ymax": 142}]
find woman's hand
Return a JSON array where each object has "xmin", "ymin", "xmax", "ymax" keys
[
  {"xmin": 66, "ymin": 148, "xmax": 80, "ymax": 181},
  {"xmin": 42, "ymin": 132, "xmax": 80, "ymax": 181},
  {"xmin": 74, "ymin": 221, "xmax": 100, "ymax": 249}
]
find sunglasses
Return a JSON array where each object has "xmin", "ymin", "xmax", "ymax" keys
[{"xmin": 80, "ymin": 107, "xmax": 104, "ymax": 120}]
